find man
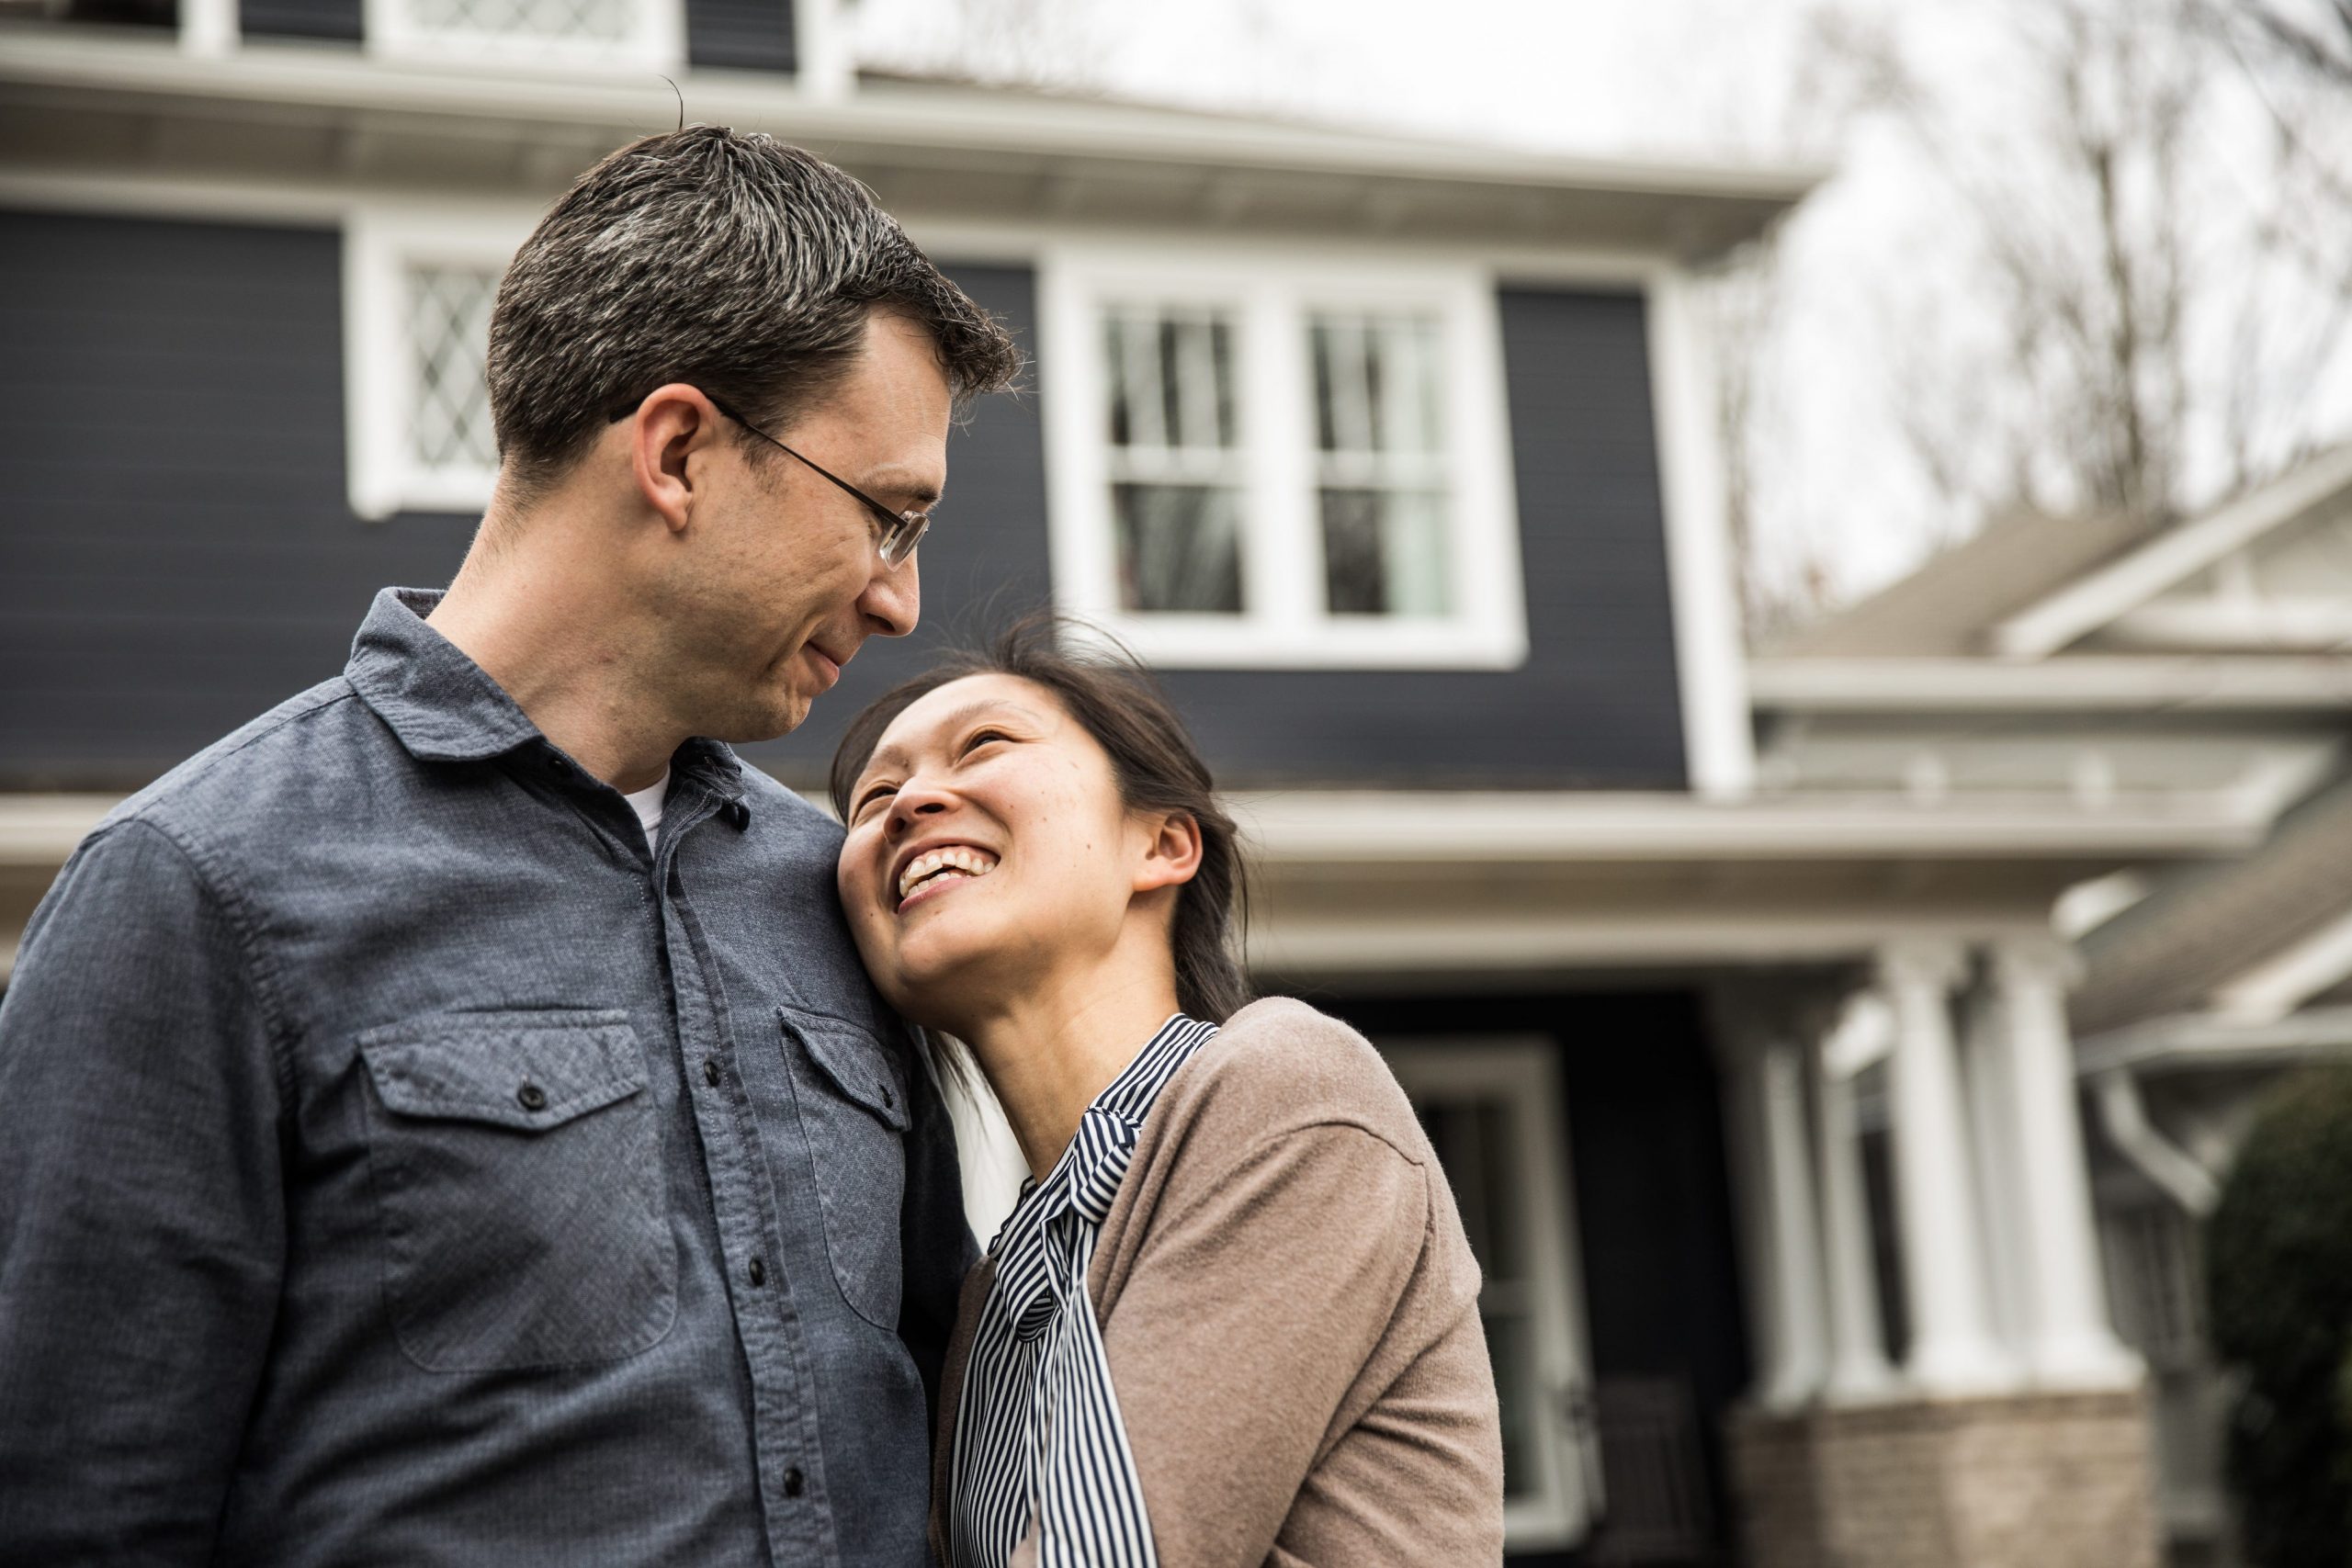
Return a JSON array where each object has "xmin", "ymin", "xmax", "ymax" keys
[{"xmin": 0, "ymin": 127, "xmax": 1020, "ymax": 1564}]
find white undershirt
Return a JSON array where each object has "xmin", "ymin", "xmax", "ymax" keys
[{"xmin": 622, "ymin": 771, "xmax": 670, "ymax": 853}]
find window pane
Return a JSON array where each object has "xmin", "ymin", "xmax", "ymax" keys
[
  {"xmin": 406, "ymin": 265, "xmax": 499, "ymax": 470},
  {"xmin": 1104, "ymin": 308, "xmax": 1238, "ymax": 453},
  {"xmin": 1321, "ymin": 489, "xmax": 1451, "ymax": 616},
  {"xmin": 1484, "ymin": 1310, "xmax": 1543, "ymax": 1502},
  {"xmin": 1311, "ymin": 310, "xmax": 1442, "ymax": 456},
  {"xmin": 1114, "ymin": 484, "xmax": 1244, "ymax": 613}
]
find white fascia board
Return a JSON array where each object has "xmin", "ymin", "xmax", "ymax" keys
[
  {"xmin": 1747, "ymin": 655, "xmax": 2352, "ymax": 712},
  {"xmin": 0, "ymin": 795, "xmax": 120, "ymax": 867},
  {"xmin": 1250, "ymin": 907, "xmax": 2048, "ymax": 975},
  {"xmin": 0, "ymin": 30, "xmax": 1823, "ymax": 223},
  {"xmin": 1991, "ymin": 444, "xmax": 2352, "ymax": 660},
  {"xmin": 1228, "ymin": 789, "xmax": 2263, "ymax": 864}
]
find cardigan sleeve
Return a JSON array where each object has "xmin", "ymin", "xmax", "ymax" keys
[{"xmin": 1095, "ymin": 1118, "xmax": 1431, "ymax": 1568}]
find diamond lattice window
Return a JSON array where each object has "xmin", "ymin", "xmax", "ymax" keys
[
  {"xmin": 406, "ymin": 265, "xmax": 499, "ymax": 473},
  {"xmin": 406, "ymin": 0, "xmax": 637, "ymax": 44}
]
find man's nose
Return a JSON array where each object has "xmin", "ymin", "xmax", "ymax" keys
[{"xmin": 861, "ymin": 549, "xmax": 919, "ymax": 637}]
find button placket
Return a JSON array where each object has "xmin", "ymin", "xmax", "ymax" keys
[{"xmin": 654, "ymin": 835, "xmax": 831, "ymax": 1563}]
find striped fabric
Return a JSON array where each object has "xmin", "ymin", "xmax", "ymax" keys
[{"xmin": 948, "ymin": 1013, "xmax": 1221, "ymax": 1568}]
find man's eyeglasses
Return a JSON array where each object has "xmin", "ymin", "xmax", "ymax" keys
[{"xmin": 616, "ymin": 392, "xmax": 932, "ymax": 568}]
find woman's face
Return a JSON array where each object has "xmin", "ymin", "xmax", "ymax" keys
[{"xmin": 836, "ymin": 672, "xmax": 1182, "ymax": 1026}]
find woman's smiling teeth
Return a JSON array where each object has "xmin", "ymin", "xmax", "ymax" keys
[{"xmin": 898, "ymin": 845, "xmax": 1000, "ymax": 906}]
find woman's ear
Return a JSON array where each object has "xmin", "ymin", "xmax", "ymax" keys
[{"xmin": 1132, "ymin": 809, "xmax": 1204, "ymax": 895}]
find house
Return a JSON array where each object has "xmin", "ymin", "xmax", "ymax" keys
[
  {"xmin": 6, "ymin": 3, "xmax": 2295, "ymax": 1563},
  {"xmin": 1754, "ymin": 445, "xmax": 2352, "ymax": 1566}
]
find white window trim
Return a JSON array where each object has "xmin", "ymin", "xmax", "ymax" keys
[
  {"xmin": 344, "ymin": 202, "xmax": 536, "ymax": 521},
  {"xmin": 363, "ymin": 0, "xmax": 684, "ymax": 73},
  {"xmin": 1039, "ymin": 244, "xmax": 1528, "ymax": 670},
  {"xmin": 1381, "ymin": 1037, "xmax": 1598, "ymax": 1551}
]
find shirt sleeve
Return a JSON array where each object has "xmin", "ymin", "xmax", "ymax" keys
[
  {"xmin": 898, "ymin": 1034, "xmax": 980, "ymax": 1430},
  {"xmin": 0, "ymin": 819, "xmax": 288, "ymax": 1563},
  {"xmin": 1095, "ymin": 1121, "xmax": 1430, "ymax": 1568}
]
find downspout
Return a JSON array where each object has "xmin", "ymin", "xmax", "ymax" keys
[{"xmin": 2092, "ymin": 1068, "xmax": 2220, "ymax": 1215}]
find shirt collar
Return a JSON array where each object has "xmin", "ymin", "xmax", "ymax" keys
[{"xmin": 344, "ymin": 586, "xmax": 745, "ymax": 795}]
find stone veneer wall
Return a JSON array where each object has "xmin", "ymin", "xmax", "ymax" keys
[{"xmin": 1727, "ymin": 1389, "xmax": 2161, "ymax": 1568}]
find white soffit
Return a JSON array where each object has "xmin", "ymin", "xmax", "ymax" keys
[{"xmin": 1990, "ymin": 445, "xmax": 2352, "ymax": 660}]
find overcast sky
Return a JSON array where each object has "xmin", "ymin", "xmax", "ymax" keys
[{"xmin": 853, "ymin": 0, "xmax": 2352, "ymax": 620}]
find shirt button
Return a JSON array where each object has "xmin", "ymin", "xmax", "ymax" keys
[
  {"xmin": 880, "ymin": 1082, "xmax": 895, "ymax": 1109},
  {"xmin": 783, "ymin": 1466, "xmax": 805, "ymax": 1498},
  {"xmin": 704, "ymin": 1059, "xmax": 721, "ymax": 1088},
  {"xmin": 516, "ymin": 1082, "xmax": 548, "ymax": 1111},
  {"xmin": 723, "ymin": 800, "xmax": 751, "ymax": 830},
  {"xmin": 748, "ymin": 1257, "xmax": 766, "ymax": 1287}
]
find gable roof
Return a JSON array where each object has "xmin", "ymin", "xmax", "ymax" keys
[
  {"xmin": 1992, "ymin": 444, "xmax": 2352, "ymax": 658},
  {"xmin": 1767, "ymin": 507, "xmax": 2151, "ymax": 659}
]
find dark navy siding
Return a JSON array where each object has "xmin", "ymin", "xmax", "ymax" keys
[
  {"xmin": 241, "ymin": 0, "xmax": 362, "ymax": 42},
  {"xmin": 0, "ymin": 211, "xmax": 473, "ymax": 786},
  {"xmin": 0, "ymin": 212, "xmax": 1682, "ymax": 793},
  {"xmin": 686, "ymin": 0, "xmax": 796, "ymax": 72}
]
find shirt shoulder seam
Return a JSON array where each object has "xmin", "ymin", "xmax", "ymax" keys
[{"xmin": 98, "ymin": 815, "xmax": 301, "ymax": 1104}]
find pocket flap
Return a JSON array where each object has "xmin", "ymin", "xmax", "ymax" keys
[
  {"xmin": 781, "ymin": 1010, "xmax": 912, "ymax": 1132},
  {"xmin": 359, "ymin": 1010, "xmax": 646, "ymax": 1131}
]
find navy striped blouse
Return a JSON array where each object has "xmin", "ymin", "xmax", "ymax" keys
[{"xmin": 946, "ymin": 1014, "xmax": 1220, "ymax": 1568}]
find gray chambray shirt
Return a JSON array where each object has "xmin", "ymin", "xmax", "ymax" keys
[{"xmin": 0, "ymin": 587, "xmax": 975, "ymax": 1566}]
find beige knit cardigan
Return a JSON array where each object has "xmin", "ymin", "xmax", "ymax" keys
[{"xmin": 929, "ymin": 997, "xmax": 1505, "ymax": 1568}]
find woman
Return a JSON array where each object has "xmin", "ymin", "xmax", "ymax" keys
[{"xmin": 831, "ymin": 622, "xmax": 1503, "ymax": 1568}]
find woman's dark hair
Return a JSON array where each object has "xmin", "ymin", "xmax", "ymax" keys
[{"xmin": 829, "ymin": 615, "xmax": 1253, "ymax": 1023}]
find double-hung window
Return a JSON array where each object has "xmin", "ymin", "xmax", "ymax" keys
[
  {"xmin": 364, "ymin": 0, "xmax": 684, "ymax": 70},
  {"xmin": 1042, "ymin": 250, "xmax": 1527, "ymax": 668}
]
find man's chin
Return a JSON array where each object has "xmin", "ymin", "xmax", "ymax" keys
[{"xmin": 703, "ymin": 686, "xmax": 813, "ymax": 745}]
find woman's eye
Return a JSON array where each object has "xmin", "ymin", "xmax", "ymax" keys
[
  {"xmin": 853, "ymin": 784, "xmax": 896, "ymax": 819},
  {"xmin": 964, "ymin": 728, "xmax": 1010, "ymax": 754}
]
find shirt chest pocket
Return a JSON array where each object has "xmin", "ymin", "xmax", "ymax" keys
[
  {"xmin": 356, "ymin": 1010, "xmax": 678, "ymax": 1372},
  {"xmin": 781, "ymin": 1010, "xmax": 912, "ymax": 1330}
]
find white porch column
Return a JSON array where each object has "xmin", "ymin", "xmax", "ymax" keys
[
  {"xmin": 1756, "ymin": 1035, "xmax": 1829, "ymax": 1407},
  {"xmin": 1990, "ymin": 939, "xmax": 2143, "ymax": 1387},
  {"xmin": 1811, "ymin": 1027, "xmax": 1896, "ymax": 1400},
  {"xmin": 180, "ymin": 0, "xmax": 239, "ymax": 55},
  {"xmin": 1880, "ymin": 941, "xmax": 2012, "ymax": 1393}
]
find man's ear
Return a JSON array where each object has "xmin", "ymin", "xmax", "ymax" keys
[
  {"xmin": 628, "ymin": 383, "xmax": 728, "ymax": 535},
  {"xmin": 1133, "ymin": 810, "xmax": 1204, "ymax": 895}
]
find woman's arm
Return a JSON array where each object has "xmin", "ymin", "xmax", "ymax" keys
[{"xmin": 1096, "ymin": 1117, "xmax": 1432, "ymax": 1568}]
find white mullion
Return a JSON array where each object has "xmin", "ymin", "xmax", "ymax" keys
[
  {"xmin": 1248, "ymin": 281, "xmax": 1319, "ymax": 639},
  {"xmin": 1039, "ymin": 260, "xmax": 1119, "ymax": 624}
]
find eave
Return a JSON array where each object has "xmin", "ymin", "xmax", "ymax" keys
[{"xmin": 0, "ymin": 28, "xmax": 1822, "ymax": 254}]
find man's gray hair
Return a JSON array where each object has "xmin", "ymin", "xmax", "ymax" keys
[{"xmin": 487, "ymin": 125, "xmax": 1021, "ymax": 489}]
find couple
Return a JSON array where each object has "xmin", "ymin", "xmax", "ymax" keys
[{"xmin": 0, "ymin": 128, "xmax": 1501, "ymax": 1566}]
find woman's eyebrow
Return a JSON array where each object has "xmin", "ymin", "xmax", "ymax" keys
[{"xmin": 865, "ymin": 699, "xmax": 1048, "ymax": 775}]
